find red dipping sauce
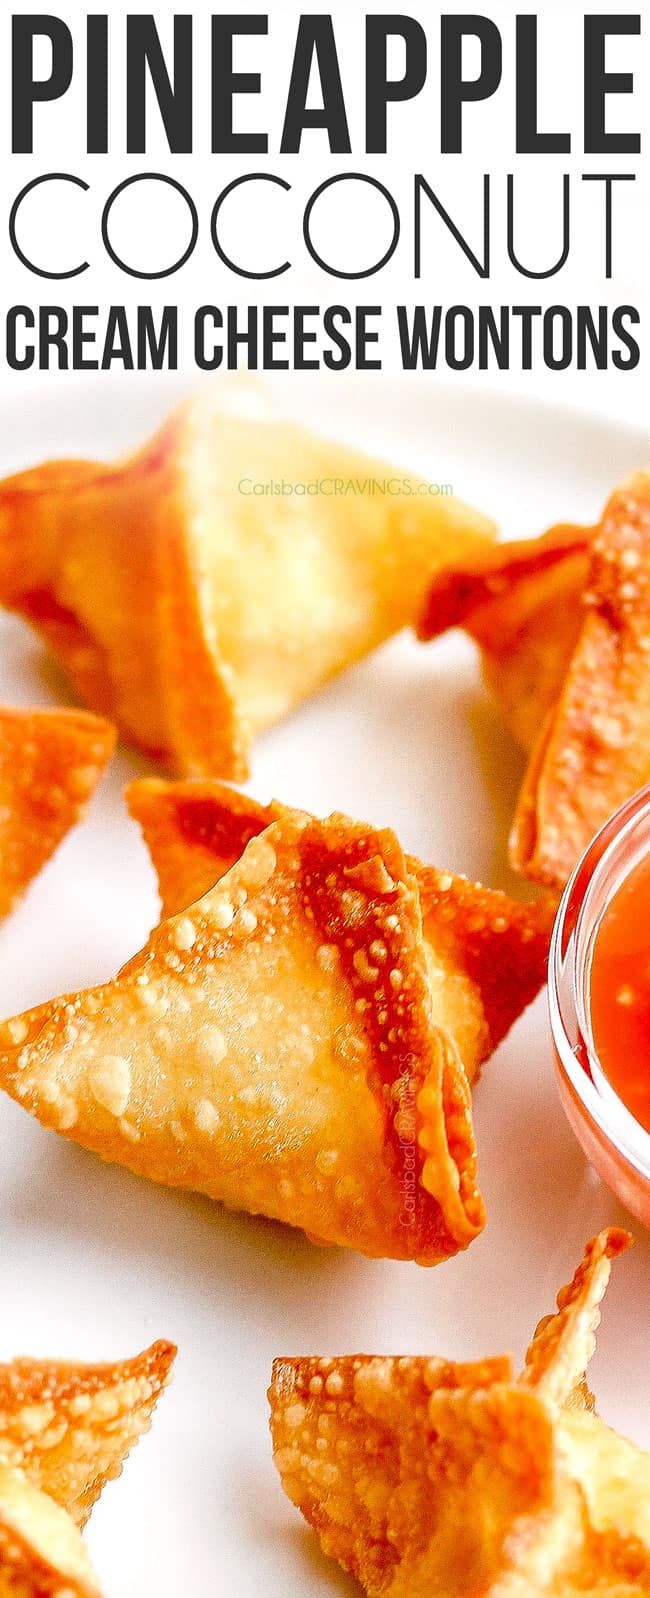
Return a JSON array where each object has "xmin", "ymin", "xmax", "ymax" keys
[
  {"xmin": 549, "ymin": 787, "xmax": 650, "ymax": 1229},
  {"xmin": 591, "ymin": 852, "xmax": 650, "ymax": 1134}
]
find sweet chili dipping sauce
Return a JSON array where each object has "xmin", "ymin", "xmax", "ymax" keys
[{"xmin": 591, "ymin": 853, "xmax": 650, "ymax": 1134}]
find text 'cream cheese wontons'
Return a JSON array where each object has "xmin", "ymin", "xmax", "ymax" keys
[
  {"xmin": 269, "ymin": 1229, "xmax": 650, "ymax": 1597},
  {"xmin": 0, "ymin": 384, "xmax": 495, "ymax": 779},
  {"xmin": 0, "ymin": 801, "xmax": 550, "ymax": 1264},
  {"xmin": 0, "ymin": 1340, "xmax": 175, "ymax": 1596}
]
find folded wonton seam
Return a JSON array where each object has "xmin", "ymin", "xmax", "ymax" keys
[{"xmin": 269, "ymin": 1228, "xmax": 650, "ymax": 1597}]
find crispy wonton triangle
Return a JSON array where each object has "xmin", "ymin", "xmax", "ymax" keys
[
  {"xmin": 126, "ymin": 777, "xmax": 552, "ymax": 1064},
  {"xmin": 269, "ymin": 1228, "xmax": 650, "ymax": 1596},
  {"xmin": 0, "ymin": 387, "xmax": 495, "ymax": 779},
  {"xmin": 0, "ymin": 1340, "xmax": 175, "ymax": 1596},
  {"xmin": 0, "ymin": 706, "xmax": 115, "ymax": 920},
  {"xmin": 419, "ymin": 474, "xmax": 650, "ymax": 890},
  {"xmin": 0, "ymin": 1341, "xmax": 176, "ymax": 1528},
  {"xmin": 0, "ymin": 806, "xmax": 546, "ymax": 1262}
]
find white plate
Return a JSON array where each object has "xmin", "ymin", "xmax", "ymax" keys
[{"xmin": 0, "ymin": 375, "xmax": 648, "ymax": 1597}]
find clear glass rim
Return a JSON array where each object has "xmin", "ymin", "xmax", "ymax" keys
[{"xmin": 549, "ymin": 784, "xmax": 650, "ymax": 1184}]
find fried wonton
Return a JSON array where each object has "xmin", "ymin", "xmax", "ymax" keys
[
  {"xmin": 269, "ymin": 1228, "xmax": 650, "ymax": 1596},
  {"xmin": 0, "ymin": 706, "xmax": 115, "ymax": 920},
  {"xmin": 419, "ymin": 473, "xmax": 650, "ymax": 890},
  {"xmin": 0, "ymin": 387, "xmax": 495, "ymax": 780},
  {"xmin": 0, "ymin": 1339, "xmax": 175, "ymax": 1596},
  {"xmin": 0, "ymin": 806, "xmax": 550, "ymax": 1264}
]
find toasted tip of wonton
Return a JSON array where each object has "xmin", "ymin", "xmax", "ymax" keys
[
  {"xmin": 522, "ymin": 1228, "xmax": 631, "ymax": 1411},
  {"xmin": 510, "ymin": 474, "xmax": 650, "ymax": 890},
  {"xmin": 0, "ymin": 1341, "xmax": 176, "ymax": 1529},
  {"xmin": 124, "ymin": 777, "xmax": 290, "ymax": 917},
  {"xmin": 0, "ymin": 707, "xmax": 116, "ymax": 920}
]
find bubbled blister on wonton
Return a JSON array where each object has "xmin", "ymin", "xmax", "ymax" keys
[
  {"xmin": 0, "ymin": 1340, "xmax": 175, "ymax": 1596},
  {"xmin": 269, "ymin": 1229, "xmax": 650, "ymax": 1597}
]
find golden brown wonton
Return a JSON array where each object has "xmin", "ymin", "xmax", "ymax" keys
[
  {"xmin": 0, "ymin": 804, "xmax": 549, "ymax": 1264},
  {"xmin": 419, "ymin": 473, "xmax": 650, "ymax": 891},
  {"xmin": 0, "ymin": 1339, "xmax": 175, "ymax": 1596},
  {"xmin": 0, "ymin": 387, "xmax": 495, "ymax": 780},
  {"xmin": 0, "ymin": 706, "xmax": 115, "ymax": 920},
  {"xmin": 269, "ymin": 1228, "xmax": 650, "ymax": 1596}
]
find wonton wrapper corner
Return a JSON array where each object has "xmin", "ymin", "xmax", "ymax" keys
[
  {"xmin": 0, "ymin": 705, "xmax": 116, "ymax": 921},
  {"xmin": 0, "ymin": 1339, "xmax": 175, "ymax": 1597},
  {"xmin": 1, "ymin": 799, "xmax": 550, "ymax": 1264},
  {"xmin": 269, "ymin": 1227, "xmax": 650, "ymax": 1597},
  {"xmin": 419, "ymin": 471, "xmax": 650, "ymax": 892},
  {"xmin": 0, "ymin": 385, "xmax": 496, "ymax": 779}
]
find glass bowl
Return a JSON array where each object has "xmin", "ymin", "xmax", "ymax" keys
[{"xmin": 549, "ymin": 785, "xmax": 650, "ymax": 1225}]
